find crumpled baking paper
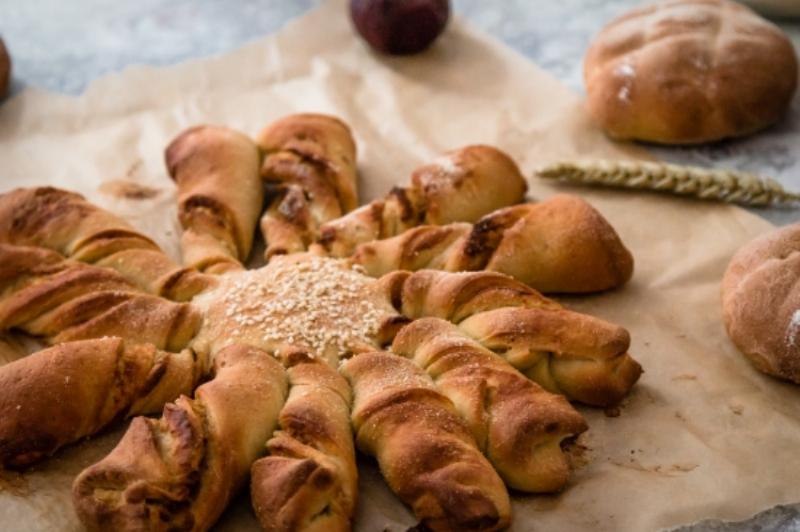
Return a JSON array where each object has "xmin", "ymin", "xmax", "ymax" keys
[{"xmin": 0, "ymin": 0, "xmax": 796, "ymax": 530}]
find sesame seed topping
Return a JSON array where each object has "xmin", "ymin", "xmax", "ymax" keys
[{"xmin": 191, "ymin": 255, "xmax": 396, "ymax": 366}]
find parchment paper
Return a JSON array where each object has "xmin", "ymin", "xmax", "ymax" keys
[{"xmin": 1, "ymin": 1, "xmax": 798, "ymax": 531}]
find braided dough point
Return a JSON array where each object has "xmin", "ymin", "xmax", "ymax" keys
[
  {"xmin": 257, "ymin": 114, "xmax": 358, "ymax": 258},
  {"xmin": 73, "ymin": 344, "xmax": 287, "ymax": 531},
  {"xmin": 722, "ymin": 223, "xmax": 800, "ymax": 383},
  {"xmin": 166, "ymin": 125, "xmax": 263, "ymax": 273},
  {"xmin": 342, "ymin": 352, "xmax": 511, "ymax": 531},
  {"xmin": 584, "ymin": 0, "xmax": 798, "ymax": 144}
]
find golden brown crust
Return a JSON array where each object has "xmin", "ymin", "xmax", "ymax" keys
[
  {"xmin": 256, "ymin": 113, "xmax": 358, "ymax": 258},
  {"xmin": 251, "ymin": 349, "xmax": 357, "ymax": 532},
  {"xmin": 0, "ymin": 37, "xmax": 10, "ymax": 99},
  {"xmin": 392, "ymin": 318, "xmax": 588, "ymax": 492},
  {"xmin": 459, "ymin": 307, "xmax": 641, "ymax": 407},
  {"xmin": 379, "ymin": 268, "xmax": 641, "ymax": 406},
  {"xmin": 0, "ymin": 244, "xmax": 201, "ymax": 352},
  {"xmin": 722, "ymin": 223, "xmax": 800, "ymax": 382},
  {"xmin": 584, "ymin": 0, "xmax": 799, "ymax": 144},
  {"xmin": 341, "ymin": 352, "xmax": 511, "ymax": 531},
  {"xmin": 352, "ymin": 194, "xmax": 634, "ymax": 293},
  {"xmin": 73, "ymin": 344, "xmax": 287, "ymax": 532},
  {"xmin": 166, "ymin": 125, "xmax": 263, "ymax": 273},
  {"xmin": 316, "ymin": 145, "xmax": 527, "ymax": 257},
  {"xmin": 376, "ymin": 269, "xmax": 560, "ymax": 324},
  {"xmin": 0, "ymin": 187, "xmax": 211, "ymax": 300},
  {"xmin": 0, "ymin": 338, "xmax": 199, "ymax": 468}
]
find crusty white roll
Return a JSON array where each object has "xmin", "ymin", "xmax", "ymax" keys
[{"xmin": 584, "ymin": 0, "xmax": 798, "ymax": 144}]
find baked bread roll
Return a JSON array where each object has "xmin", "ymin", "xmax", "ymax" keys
[
  {"xmin": 251, "ymin": 349, "xmax": 357, "ymax": 532},
  {"xmin": 0, "ymin": 338, "xmax": 199, "ymax": 468},
  {"xmin": 392, "ymin": 318, "xmax": 588, "ymax": 492},
  {"xmin": 722, "ymin": 223, "xmax": 800, "ymax": 383},
  {"xmin": 352, "ymin": 194, "xmax": 634, "ymax": 293},
  {"xmin": 257, "ymin": 114, "xmax": 358, "ymax": 258},
  {"xmin": 584, "ymin": 0, "xmax": 799, "ymax": 144},
  {"xmin": 379, "ymin": 269, "xmax": 641, "ymax": 406},
  {"xmin": 0, "ymin": 37, "xmax": 10, "ymax": 99},
  {"xmin": 341, "ymin": 351, "xmax": 511, "ymax": 531},
  {"xmin": 166, "ymin": 125, "xmax": 264, "ymax": 274},
  {"xmin": 73, "ymin": 343, "xmax": 287, "ymax": 531},
  {"xmin": 316, "ymin": 145, "xmax": 527, "ymax": 257},
  {"xmin": 0, "ymin": 187, "xmax": 211, "ymax": 300}
]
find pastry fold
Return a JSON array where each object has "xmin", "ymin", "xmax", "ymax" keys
[
  {"xmin": 0, "ymin": 187, "xmax": 210, "ymax": 300},
  {"xmin": 392, "ymin": 318, "xmax": 587, "ymax": 492},
  {"xmin": 317, "ymin": 145, "xmax": 527, "ymax": 257},
  {"xmin": 166, "ymin": 125, "xmax": 263, "ymax": 273},
  {"xmin": 256, "ymin": 113, "xmax": 358, "ymax": 258},
  {"xmin": 73, "ymin": 343, "xmax": 287, "ymax": 532},
  {"xmin": 0, "ymin": 337, "xmax": 199, "ymax": 468},
  {"xmin": 251, "ymin": 349, "xmax": 357, "ymax": 532},
  {"xmin": 352, "ymin": 194, "xmax": 634, "ymax": 293},
  {"xmin": 0, "ymin": 244, "xmax": 202, "ymax": 352},
  {"xmin": 341, "ymin": 351, "xmax": 511, "ymax": 532},
  {"xmin": 378, "ymin": 269, "xmax": 641, "ymax": 406}
]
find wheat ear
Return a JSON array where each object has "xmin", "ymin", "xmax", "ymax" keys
[{"xmin": 536, "ymin": 160, "xmax": 800, "ymax": 207}]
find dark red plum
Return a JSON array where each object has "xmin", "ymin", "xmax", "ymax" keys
[{"xmin": 350, "ymin": 0, "xmax": 450, "ymax": 55}]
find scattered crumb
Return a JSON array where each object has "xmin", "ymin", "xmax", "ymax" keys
[
  {"xmin": 729, "ymin": 403, "xmax": 744, "ymax": 416},
  {"xmin": 563, "ymin": 437, "xmax": 592, "ymax": 469},
  {"xmin": 671, "ymin": 373, "xmax": 697, "ymax": 381},
  {"xmin": 99, "ymin": 179, "xmax": 161, "ymax": 200},
  {"xmin": 604, "ymin": 406, "xmax": 621, "ymax": 418},
  {"xmin": 670, "ymin": 463, "xmax": 698, "ymax": 473}
]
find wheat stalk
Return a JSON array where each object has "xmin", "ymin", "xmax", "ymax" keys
[{"xmin": 536, "ymin": 160, "xmax": 800, "ymax": 207}]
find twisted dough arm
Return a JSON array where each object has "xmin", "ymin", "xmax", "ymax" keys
[
  {"xmin": 341, "ymin": 351, "xmax": 511, "ymax": 532},
  {"xmin": 351, "ymin": 194, "xmax": 634, "ymax": 294},
  {"xmin": 251, "ymin": 349, "xmax": 357, "ymax": 532},
  {"xmin": 377, "ymin": 269, "xmax": 642, "ymax": 407},
  {"xmin": 392, "ymin": 318, "xmax": 587, "ymax": 492},
  {"xmin": 0, "ymin": 187, "xmax": 211, "ymax": 300},
  {"xmin": 459, "ymin": 307, "xmax": 642, "ymax": 407},
  {"xmin": 0, "ymin": 244, "xmax": 203, "ymax": 352},
  {"xmin": 256, "ymin": 113, "xmax": 358, "ymax": 259},
  {"xmin": 315, "ymin": 145, "xmax": 528, "ymax": 258},
  {"xmin": 0, "ymin": 337, "xmax": 200, "ymax": 468},
  {"xmin": 73, "ymin": 343, "xmax": 288, "ymax": 532},
  {"xmin": 166, "ymin": 125, "xmax": 263, "ymax": 274}
]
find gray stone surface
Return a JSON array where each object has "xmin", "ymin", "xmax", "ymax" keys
[{"xmin": 1, "ymin": 1, "xmax": 800, "ymax": 530}]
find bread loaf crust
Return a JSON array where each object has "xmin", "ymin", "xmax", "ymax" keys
[
  {"xmin": 722, "ymin": 223, "xmax": 800, "ymax": 382},
  {"xmin": 584, "ymin": 0, "xmax": 799, "ymax": 144}
]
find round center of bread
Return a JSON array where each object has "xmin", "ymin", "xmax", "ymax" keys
[{"xmin": 190, "ymin": 255, "xmax": 397, "ymax": 366}]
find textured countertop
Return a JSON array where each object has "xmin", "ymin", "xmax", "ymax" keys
[{"xmin": 2, "ymin": 1, "xmax": 800, "ymax": 530}]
